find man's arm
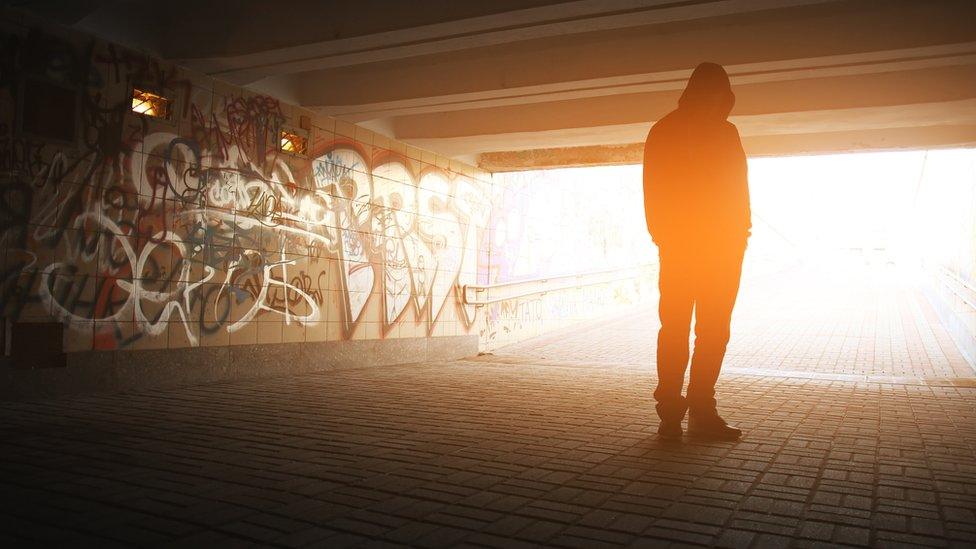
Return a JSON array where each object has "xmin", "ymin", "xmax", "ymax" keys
[
  {"xmin": 728, "ymin": 125, "xmax": 752, "ymax": 239},
  {"xmin": 642, "ymin": 130, "xmax": 661, "ymax": 243}
]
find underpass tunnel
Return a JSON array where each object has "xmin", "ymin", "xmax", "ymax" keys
[
  {"xmin": 3, "ymin": 2, "xmax": 976, "ymax": 546},
  {"xmin": 488, "ymin": 149, "xmax": 976, "ymax": 380},
  {"xmin": 2, "ymin": 0, "xmax": 974, "ymax": 394}
]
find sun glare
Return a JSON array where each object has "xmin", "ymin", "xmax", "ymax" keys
[
  {"xmin": 746, "ymin": 149, "xmax": 976, "ymax": 283},
  {"xmin": 512, "ymin": 148, "xmax": 976, "ymax": 287}
]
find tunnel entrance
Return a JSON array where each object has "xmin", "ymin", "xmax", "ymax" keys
[{"xmin": 488, "ymin": 148, "xmax": 976, "ymax": 380}]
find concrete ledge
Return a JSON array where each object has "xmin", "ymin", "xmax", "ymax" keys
[
  {"xmin": 0, "ymin": 335, "xmax": 479, "ymax": 401},
  {"xmin": 924, "ymin": 283, "xmax": 976, "ymax": 371}
]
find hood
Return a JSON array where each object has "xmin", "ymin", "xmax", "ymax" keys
[{"xmin": 678, "ymin": 62, "xmax": 735, "ymax": 120}]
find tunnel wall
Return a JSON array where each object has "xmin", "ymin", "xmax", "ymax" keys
[
  {"xmin": 0, "ymin": 11, "xmax": 492, "ymax": 397},
  {"xmin": 481, "ymin": 167, "xmax": 656, "ymax": 351},
  {"xmin": 913, "ymin": 149, "xmax": 976, "ymax": 369}
]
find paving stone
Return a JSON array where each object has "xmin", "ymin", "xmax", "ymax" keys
[
  {"xmin": 0, "ymin": 282, "xmax": 973, "ymax": 547},
  {"xmin": 273, "ymin": 526, "xmax": 339, "ymax": 547},
  {"xmin": 715, "ymin": 528, "xmax": 756, "ymax": 548},
  {"xmin": 415, "ymin": 526, "xmax": 471, "ymax": 548}
]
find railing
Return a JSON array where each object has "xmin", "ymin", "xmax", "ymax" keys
[
  {"xmin": 461, "ymin": 264, "xmax": 656, "ymax": 306},
  {"xmin": 941, "ymin": 267, "xmax": 976, "ymax": 312}
]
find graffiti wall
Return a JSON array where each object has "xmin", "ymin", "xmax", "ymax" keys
[
  {"xmin": 0, "ymin": 12, "xmax": 659, "ymax": 366},
  {"xmin": 0, "ymin": 19, "xmax": 491, "ymax": 354},
  {"xmin": 480, "ymin": 166, "xmax": 656, "ymax": 350}
]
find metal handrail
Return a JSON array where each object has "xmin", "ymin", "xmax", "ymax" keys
[
  {"xmin": 940, "ymin": 267, "xmax": 976, "ymax": 312},
  {"xmin": 462, "ymin": 263, "xmax": 656, "ymax": 306},
  {"xmin": 943, "ymin": 267, "xmax": 976, "ymax": 294}
]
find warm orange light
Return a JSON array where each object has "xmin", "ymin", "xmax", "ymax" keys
[
  {"xmin": 279, "ymin": 130, "xmax": 307, "ymax": 155},
  {"xmin": 131, "ymin": 89, "xmax": 170, "ymax": 118}
]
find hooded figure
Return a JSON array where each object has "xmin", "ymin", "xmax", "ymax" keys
[
  {"xmin": 644, "ymin": 62, "xmax": 750, "ymax": 244},
  {"xmin": 642, "ymin": 62, "xmax": 750, "ymax": 440}
]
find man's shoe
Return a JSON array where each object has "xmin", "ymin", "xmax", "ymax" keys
[
  {"xmin": 657, "ymin": 420, "xmax": 682, "ymax": 440},
  {"xmin": 687, "ymin": 410, "xmax": 741, "ymax": 440}
]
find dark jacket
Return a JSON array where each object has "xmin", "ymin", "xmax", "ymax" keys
[{"xmin": 643, "ymin": 63, "xmax": 751, "ymax": 246}]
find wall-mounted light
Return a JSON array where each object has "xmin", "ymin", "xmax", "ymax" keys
[
  {"xmin": 280, "ymin": 129, "xmax": 308, "ymax": 155},
  {"xmin": 131, "ymin": 88, "xmax": 170, "ymax": 119}
]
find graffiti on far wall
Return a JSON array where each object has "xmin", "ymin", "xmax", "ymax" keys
[{"xmin": 0, "ymin": 26, "xmax": 490, "ymax": 350}]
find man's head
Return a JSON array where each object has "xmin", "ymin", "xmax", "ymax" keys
[{"xmin": 678, "ymin": 62, "xmax": 735, "ymax": 120}]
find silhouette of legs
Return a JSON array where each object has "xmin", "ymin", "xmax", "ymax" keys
[
  {"xmin": 687, "ymin": 244, "xmax": 744, "ymax": 411},
  {"xmin": 654, "ymin": 247, "xmax": 694, "ymax": 422},
  {"xmin": 654, "ymin": 241, "xmax": 745, "ymax": 423}
]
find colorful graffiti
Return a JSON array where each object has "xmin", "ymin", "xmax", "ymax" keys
[
  {"xmin": 0, "ymin": 21, "xmax": 656, "ymax": 357},
  {"xmin": 0, "ymin": 26, "xmax": 490, "ymax": 351},
  {"xmin": 312, "ymin": 148, "xmax": 489, "ymax": 334}
]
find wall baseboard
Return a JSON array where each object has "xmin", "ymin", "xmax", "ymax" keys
[{"xmin": 0, "ymin": 335, "xmax": 478, "ymax": 401}]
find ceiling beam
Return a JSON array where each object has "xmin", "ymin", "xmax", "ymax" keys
[
  {"xmin": 392, "ymin": 66, "xmax": 976, "ymax": 140},
  {"xmin": 316, "ymin": 43, "xmax": 976, "ymax": 122},
  {"xmin": 408, "ymin": 99, "xmax": 976, "ymax": 158},
  {"xmin": 180, "ymin": 0, "xmax": 835, "ymax": 85},
  {"xmin": 479, "ymin": 125, "xmax": 976, "ymax": 171},
  {"xmin": 278, "ymin": 0, "xmax": 975, "ymax": 108},
  {"xmin": 480, "ymin": 144, "xmax": 645, "ymax": 171}
]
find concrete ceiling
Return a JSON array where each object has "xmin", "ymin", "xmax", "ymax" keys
[{"xmin": 22, "ymin": 0, "xmax": 976, "ymax": 170}]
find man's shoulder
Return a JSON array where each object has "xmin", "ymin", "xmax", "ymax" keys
[
  {"xmin": 646, "ymin": 110, "xmax": 680, "ymax": 142},
  {"xmin": 721, "ymin": 119, "xmax": 741, "ymax": 135}
]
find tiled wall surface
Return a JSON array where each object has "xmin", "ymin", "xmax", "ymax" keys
[
  {"xmin": 0, "ymin": 12, "xmax": 492, "ymax": 357},
  {"xmin": 912, "ymin": 149, "xmax": 976, "ymax": 367},
  {"xmin": 0, "ymin": 10, "xmax": 656, "ymax": 366},
  {"xmin": 913, "ymin": 149, "xmax": 976, "ymax": 286}
]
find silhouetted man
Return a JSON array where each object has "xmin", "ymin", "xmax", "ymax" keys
[{"xmin": 643, "ymin": 62, "xmax": 750, "ymax": 440}]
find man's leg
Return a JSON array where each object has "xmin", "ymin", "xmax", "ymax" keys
[
  {"xmin": 654, "ymin": 246, "xmax": 695, "ymax": 426},
  {"xmin": 687, "ymin": 242, "xmax": 745, "ymax": 414}
]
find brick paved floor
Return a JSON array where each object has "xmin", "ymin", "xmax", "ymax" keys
[
  {"xmin": 1, "ymin": 264, "xmax": 975, "ymax": 547},
  {"xmin": 501, "ymin": 262, "xmax": 973, "ymax": 379}
]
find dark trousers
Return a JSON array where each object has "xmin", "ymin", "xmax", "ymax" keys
[{"xmin": 654, "ymin": 239, "xmax": 746, "ymax": 421}]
